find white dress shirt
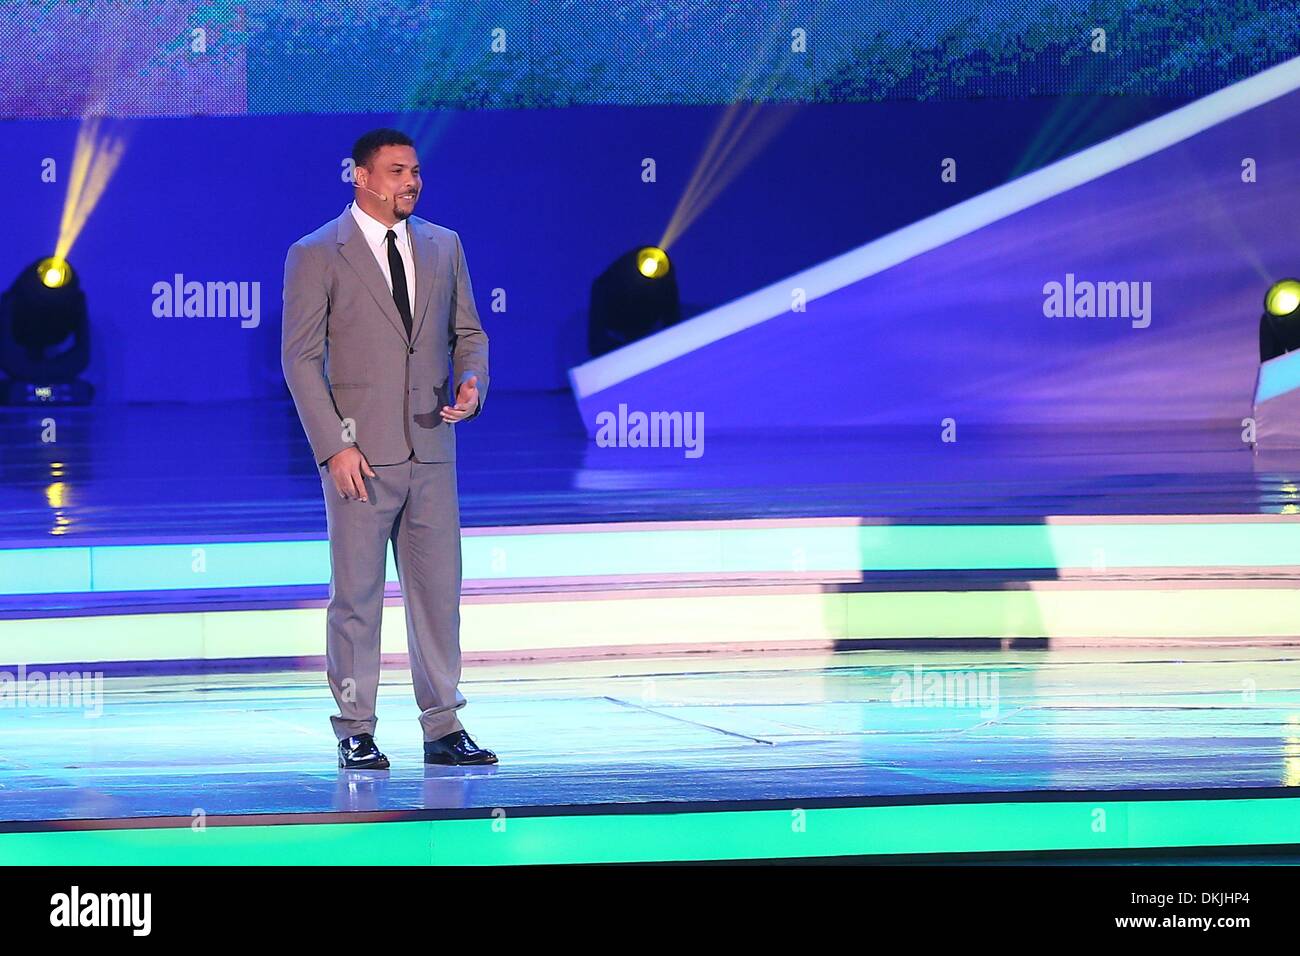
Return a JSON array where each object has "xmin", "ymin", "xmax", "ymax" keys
[{"xmin": 349, "ymin": 201, "xmax": 416, "ymax": 314}]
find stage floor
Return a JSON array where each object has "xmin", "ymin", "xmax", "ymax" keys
[
  {"xmin": 3, "ymin": 398, "xmax": 1299, "ymax": 862},
  {"xmin": 2, "ymin": 647, "xmax": 1298, "ymax": 863},
  {"xmin": 4, "ymin": 396, "xmax": 1300, "ymax": 546}
]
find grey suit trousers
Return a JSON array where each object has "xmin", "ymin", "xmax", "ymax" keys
[{"xmin": 321, "ymin": 454, "xmax": 467, "ymax": 743}]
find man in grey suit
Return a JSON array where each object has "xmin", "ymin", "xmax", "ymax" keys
[{"xmin": 281, "ymin": 128, "xmax": 496, "ymax": 770}]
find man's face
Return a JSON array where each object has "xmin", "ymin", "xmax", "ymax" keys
[{"xmin": 356, "ymin": 144, "xmax": 421, "ymax": 221}]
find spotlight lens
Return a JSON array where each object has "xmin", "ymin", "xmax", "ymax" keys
[
  {"xmin": 37, "ymin": 257, "xmax": 71, "ymax": 289},
  {"xmin": 1265, "ymin": 279, "xmax": 1300, "ymax": 318},
  {"xmin": 636, "ymin": 247, "xmax": 669, "ymax": 279}
]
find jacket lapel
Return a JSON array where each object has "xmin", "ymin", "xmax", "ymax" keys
[
  {"xmin": 410, "ymin": 219, "xmax": 438, "ymax": 344},
  {"xmin": 335, "ymin": 206, "xmax": 409, "ymax": 344}
]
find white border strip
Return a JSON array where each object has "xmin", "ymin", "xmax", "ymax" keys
[{"xmin": 570, "ymin": 55, "xmax": 1300, "ymax": 399}]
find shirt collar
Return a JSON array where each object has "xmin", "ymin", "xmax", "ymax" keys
[{"xmin": 350, "ymin": 201, "xmax": 409, "ymax": 248}]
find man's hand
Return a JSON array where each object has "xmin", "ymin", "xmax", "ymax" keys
[
  {"xmin": 441, "ymin": 374, "xmax": 479, "ymax": 424},
  {"xmin": 327, "ymin": 446, "xmax": 376, "ymax": 501}
]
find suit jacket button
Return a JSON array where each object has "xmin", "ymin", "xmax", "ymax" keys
[{"xmin": 408, "ymin": 347, "xmax": 415, "ymax": 354}]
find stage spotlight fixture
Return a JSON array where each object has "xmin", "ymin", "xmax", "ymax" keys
[
  {"xmin": 1260, "ymin": 278, "xmax": 1300, "ymax": 362},
  {"xmin": 38, "ymin": 256, "xmax": 72, "ymax": 289},
  {"xmin": 0, "ymin": 257, "xmax": 94, "ymax": 404},
  {"xmin": 588, "ymin": 246, "xmax": 681, "ymax": 357},
  {"xmin": 1265, "ymin": 278, "xmax": 1300, "ymax": 319},
  {"xmin": 636, "ymin": 246, "xmax": 670, "ymax": 278}
]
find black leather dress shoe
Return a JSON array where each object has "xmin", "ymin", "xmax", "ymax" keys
[
  {"xmin": 338, "ymin": 733, "xmax": 390, "ymax": 769},
  {"xmin": 424, "ymin": 730, "xmax": 498, "ymax": 765}
]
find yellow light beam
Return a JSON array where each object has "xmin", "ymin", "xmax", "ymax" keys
[
  {"xmin": 671, "ymin": 104, "xmax": 796, "ymax": 240},
  {"xmin": 659, "ymin": 12, "xmax": 800, "ymax": 251},
  {"xmin": 53, "ymin": 114, "xmax": 127, "ymax": 264}
]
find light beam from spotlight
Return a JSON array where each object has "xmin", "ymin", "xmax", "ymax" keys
[
  {"xmin": 53, "ymin": 114, "xmax": 127, "ymax": 265},
  {"xmin": 658, "ymin": 13, "xmax": 800, "ymax": 253}
]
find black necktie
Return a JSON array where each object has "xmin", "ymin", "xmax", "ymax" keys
[{"xmin": 385, "ymin": 229, "xmax": 413, "ymax": 340}]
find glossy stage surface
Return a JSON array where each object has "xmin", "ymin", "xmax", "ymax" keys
[
  {"xmin": 4, "ymin": 395, "xmax": 1300, "ymax": 547},
  {"xmin": 1, "ymin": 647, "xmax": 1298, "ymax": 863},
  {"xmin": 6, "ymin": 646, "xmax": 1300, "ymax": 821},
  {"xmin": 2, "ymin": 398, "xmax": 1299, "ymax": 862}
]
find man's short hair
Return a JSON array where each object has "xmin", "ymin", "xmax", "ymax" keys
[{"xmin": 352, "ymin": 128, "xmax": 415, "ymax": 169}]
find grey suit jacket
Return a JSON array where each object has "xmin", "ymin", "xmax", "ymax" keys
[{"xmin": 281, "ymin": 205, "xmax": 489, "ymax": 467}]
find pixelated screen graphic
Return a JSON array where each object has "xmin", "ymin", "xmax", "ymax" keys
[
  {"xmin": 1, "ymin": 1, "xmax": 247, "ymax": 119},
  {"xmin": 3, "ymin": 1, "xmax": 1300, "ymax": 119}
]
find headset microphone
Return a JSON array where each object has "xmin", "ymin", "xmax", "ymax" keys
[{"xmin": 357, "ymin": 183, "xmax": 389, "ymax": 201}]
